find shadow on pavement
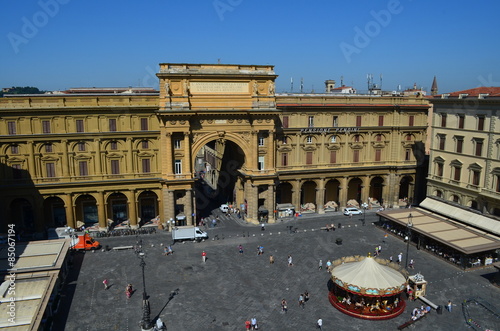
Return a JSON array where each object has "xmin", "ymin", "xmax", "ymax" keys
[{"xmin": 52, "ymin": 251, "xmax": 85, "ymax": 330}]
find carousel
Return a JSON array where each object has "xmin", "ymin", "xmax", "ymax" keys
[{"xmin": 328, "ymin": 254, "xmax": 408, "ymax": 320}]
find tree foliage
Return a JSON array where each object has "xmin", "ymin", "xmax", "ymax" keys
[{"xmin": 1, "ymin": 86, "xmax": 46, "ymax": 97}]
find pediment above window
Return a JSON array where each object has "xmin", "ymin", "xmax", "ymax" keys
[
  {"xmin": 302, "ymin": 145, "xmax": 317, "ymax": 152},
  {"xmin": 40, "ymin": 155, "xmax": 59, "ymax": 162}
]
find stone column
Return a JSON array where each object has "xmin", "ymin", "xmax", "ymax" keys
[
  {"xmin": 163, "ymin": 188, "xmax": 175, "ymax": 230},
  {"xmin": 126, "ymin": 190, "xmax": 138, "ymax": 228},
  {"xmin": 268, "ymin": 130, "xmax": 275, "ymax": 171},
  {"xmin": 185, "ymin": 189, "xmax": 193, "ymax": 225},
  {"xmin": 94, "ymin": 138, "xmax": 102, "ymax": 176},
  {"xmin": 27, "ymin": 141, "xmax": 36, "ymax": 177},
  {"xmin": 295, "ymin": 133, "xmax": 301, "ymax": 165},
  {"xmin": 250, "ymin": 131, "xmax": 258, "ymax": 170},
  {"xmin": 126, "ymin": 137, "xmax": 133, "ymax": 175},
  {"xmin": 265, "ymin": 184, "xmax": 276, "ymax": 223},
  {"xmin": 34, "ymin": 196, "xmax": 44, "ymax": 232},
  {"xmin": 164, "ymin": 132, "xmax": 172, "ymax": 176},
  {"xmin": 339, "ymin": 176, "xmax": 348, "ymax": 210},
  {"xmin": 244, "ymin": 181, "xmax": 258, "ymax": 223},
  {"xmin": 61, "ymin": 139, "xmax": 69, "ymax": 178},
  {"xmin": 361, "ymin": 176, "xmax": 371, "ymax": 205},
  {"xmin": 292, "ymin": 180, "xmax": 302, "ymax": 211},
  {"xmin": 96, "ymin": 191, "xmax": 107, "ymax": 230},
  {"xmin": 316, "ymin": 178, "xmax": 326, "ymax": 214},
  {"xmin": 64, "ymin": 194, "xmax": 75, "ymax": 229},
  {"xmin": 386, "ymin": 173, "xmax": 400, "ymax": 208},
  {"xmin": 184, "ymin": 132, "xmax": 191, "ymax": 177}
]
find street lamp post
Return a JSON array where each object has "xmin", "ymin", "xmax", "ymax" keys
[
  {"xmin": 136, "ymin": 243, "xmax": 154, "ymax": 331},
  {"xmin": 361, "ymin": 202, "xmax": 368, "ymax": 226},
  {"xmin": 405, "ymin": 213, "xmax": 413, "ymax": 269}
]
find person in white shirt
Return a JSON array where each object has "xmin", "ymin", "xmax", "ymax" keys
[
  {"xmin": 250, "ymin": 317, "xmax": 257, "ymax": 330},
  {"xmin": 317, "ymin": 318, "xmax": 323, "ymax": 329}
]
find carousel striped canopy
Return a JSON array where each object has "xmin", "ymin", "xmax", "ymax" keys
[{"xmin": 331, "ymin": 256, "xmax": 406, "ymax": 294}]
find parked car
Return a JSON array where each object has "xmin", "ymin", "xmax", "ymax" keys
[{"xmin": 343, "ymin": 207, "xmax": 363, "ymax": 216}]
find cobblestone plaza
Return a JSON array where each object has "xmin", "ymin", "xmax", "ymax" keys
[{"xmin": 55, "ymin": 211, "xmax": 500, "ymax": 331}]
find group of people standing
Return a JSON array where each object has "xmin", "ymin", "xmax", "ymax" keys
[{"xmin": 102, "ymin": 279, "xmax": 134, "ymax": 299}]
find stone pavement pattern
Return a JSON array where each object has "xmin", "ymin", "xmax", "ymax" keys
[{"xmin": 55, "ymin": 211, "xmax": 500, "ymax": 330}]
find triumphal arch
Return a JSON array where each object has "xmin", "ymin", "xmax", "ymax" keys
[{"xmin": 156, "ymin": 63, "xmax": 279, "ymax": 225}]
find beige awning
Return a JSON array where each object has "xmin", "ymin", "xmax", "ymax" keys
[
  {"xmin": 377, "ymin": 206, "xmax": 500, "ymax": 255},
  {"xmin": 420, "ymin": 198, "xmax": 500, "ymax": 236}
]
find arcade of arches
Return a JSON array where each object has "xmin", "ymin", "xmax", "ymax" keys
[{"xmin": 0, "ymin": 63, "xmax": 428, "ymax": 233}]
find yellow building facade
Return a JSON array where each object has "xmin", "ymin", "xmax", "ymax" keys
[
  {"xmin": 0, "ymin": 63, "xmax": 430, "ymax": 234},
  {"xmin": 427, "ymin": 88, "xmax": 500, "ymax": 216}
]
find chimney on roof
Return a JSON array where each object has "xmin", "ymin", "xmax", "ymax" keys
[
  {"xmin": 431, "ymin": 76, "xmax": 438, "ymax": 96},
  {"xmin": 325, "ymin": 80, "xmax": 336, "ymax": 92}
]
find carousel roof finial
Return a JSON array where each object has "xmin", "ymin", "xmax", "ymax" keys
[{"xmin": 367, "ymin": 252, "xmax": 372, "ymax": 258}]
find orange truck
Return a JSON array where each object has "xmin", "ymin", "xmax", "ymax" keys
[
  {"xmin": 47, "ymin": 227, "xmax": 100, "ymax": 251},
  {"xmin": 70, "ymin": 233, "xmax": 100, "ymax": 251}
]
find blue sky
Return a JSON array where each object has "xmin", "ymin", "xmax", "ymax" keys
[{"xmin": 1, "ymin": 0, "xmax": 499, "ymax": 93}]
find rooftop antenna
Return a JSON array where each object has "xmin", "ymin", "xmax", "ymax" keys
[
  {"xmin": 380, "ymin": 74, "xmax": 383, "ymax": 90},
  {"xmin": 300, "ymin": 77, "xmax": 304, "ymax": 93},
  {"xmin": 290, "ymin": 77, "xmax": 293, "ymax": 92},
  {"xmin": 217, "ymin": 58, "xmax": 221, "ymax": 64},
  {"xmin": 340, "ymin": 75, "xmax": 344, "ymax": 87},
  {"xmin": 367, "ymin": 74, "xmax": 373, "ymax": 95}
]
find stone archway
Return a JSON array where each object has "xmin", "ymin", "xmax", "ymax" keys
[
  {"xmin": 347, "ymin": 178, "xmax": 363, "ymax": 204},
  {"xmin": 10, "ymin": 198, "xmax": 35, "ymax": 231},
  {"xmin": 193, "ymin": 138, "xmax": 246, "ymax": 218},
  {"xmin": 399, "ymin": 176, "xmax": 413, "ymax": 200},
  {"xmin": 450, "ymin": 194, "xmax": 460, "ymax": 204},
  {"xmin": 107, "ymin": 192, "xmax": 128, "ymax": 226},
  {"xmin": 325, "ymin": 179, "xmax": 340, "ymax": 205},
  {"xmin": 138, "ymin": 191, "xmax": 158, "ymax": 225},
  {"xmin": 301, "ymin": 181, "xmax": 317, "ymax": 211},
  {"xmin": 74, "ymin": 194, "xmax": 98, "ymax": 226},
  {"xmin": 369, "ymin": 177, "xmax": 384, "ymax": 204},
  {"xmin": 43, "ymin": 196, "xmax": 66, "ymax": 227},
  {"xmin": 276, "ymin": 182, "xmax": 293, "ymax": 204}
]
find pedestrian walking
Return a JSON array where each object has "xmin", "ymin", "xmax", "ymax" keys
[
  {"xmin": 245, "ymin": 320, "xmax": 251, "ymax": 330},
  {"xmin": 250, "ymin": 317, "xmax": 257, "ymax": 330},
  {"xmin": 261, "ymin": 223, "xmax": 265, "ymax": 231},
  {"xmin": 304, "ymin": 290, "xmax": 309, "ymax": 302},
  {"xmin": 446, "ymin": 300, "xmax": 452, "ymax": 312},
  {"xmin": 389, "ymin": 255, "xmax": 393, "ymax": 263},
  {"xmin": 409, "ymin": 259, "xmax": 414, "ymax": 269},
  {"xmin": 318, "ymin": 259, "xmax": 323, "ymax": 270},
  {"xmin": 317, "ymin": 318, "xmax": 323, "ymax": 330},
  {"xmin": 239, "ymin": 245, "xmax": 244, "ymax": 254},
  {"xmin": 383, "ymin": 233, "xmax": 388, "ymax": 242},
  {"xmin": 287, "ymin": 255, "xmax": 293, "ymax": 266},
  {"xmin": 125, "ymin": 284, "xmax": 133, "ymax": 298},
  {"xmin": 103, "ymin": 279, "xmax": 109, "ymax": 290},
  {"xmin": 281, "ymin": 298, "xmax": 288, "ymax": 313},
  {"xmin": 269, "ymin": 255, "xmax": 275, "ymax": 264},
  {"xmin": 397, "ymin": 252, "xmax": 403, "ymax": 265},
  {"xmin": 299, "ymin": 294, "xmax": 305, "ymax": 309},
  {"xmin": 349, "ymin": 212, "xmax": 353, "ymax": 219},
  {"xmin": 202, "ymin": 251, "xmax": 207, "ymax": 262},
  {"xmin": 326, "ymin": 260, "xmax": 332, "ymax": 272}
]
